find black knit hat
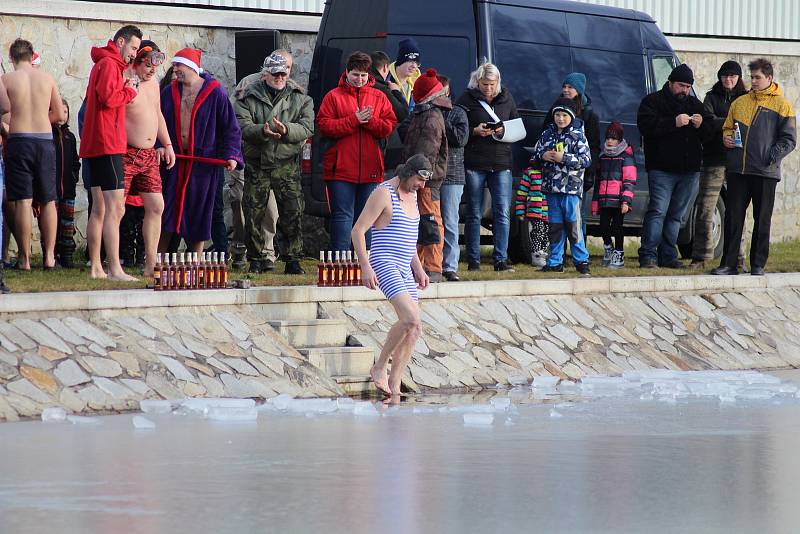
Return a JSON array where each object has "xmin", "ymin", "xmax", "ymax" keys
[
  {"xmin": 718, "ymin": 60, "xmax": 743, "ymax": 79},
  {"xmin": 550, "ymin": 97, "xmax": 577, "ymax": 120},
  {"xmin": 668, "ymin": 64, "xmax": 694, "ymax": 85}
]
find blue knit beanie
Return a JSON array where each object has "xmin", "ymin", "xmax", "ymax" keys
[
  {"xmin": 396, "ymin": 38, "xmax": 421, "ymax": 66},
  {"xmin": 563, "ymin": 72, "xmax": 587, "ymax": 104}
]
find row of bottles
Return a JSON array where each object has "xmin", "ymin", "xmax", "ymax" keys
[
  {"xmin": 153, "ymin": 252, "xmax": 228, "ymax": 291},
  {"xmin": 317, "ymin": 251, "xmax": 362, "ymax": 287}
]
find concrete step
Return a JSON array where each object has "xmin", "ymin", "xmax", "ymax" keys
[
  {"xmin": 298, "ymin": 346, "xmax": 375, "ymax": 377},
  {"xmin": 268, "ymin": 318, "xmax": 349, "ymax": 348},
  {"xmin": 251, "ymin": 302, "xmax": 318, "ymax": 321},
  {"xmin": 334, "ymin": 376, "xmax": 377, "ymax": 395}
]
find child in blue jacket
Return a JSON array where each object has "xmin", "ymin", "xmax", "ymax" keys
[{"xmin": 531, "ymin": 98, "xmax": 592, "ymax": 275}]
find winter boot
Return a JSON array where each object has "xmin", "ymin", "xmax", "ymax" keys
[
  {"xmin": 609, "ymin": 250, "xmax": 625, "ymax": 269},
  {"xmin": 601, "ymin": 244, "xmax": 613, "ymax": 267}
]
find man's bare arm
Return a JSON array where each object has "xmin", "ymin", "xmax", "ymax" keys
[
  {"xmin": 48, "ymin": 80, "xmax": 66, "ymax": 124},
  {"xmin": 0, "ymin": 75, "xmax": 10, "ymax": 116}
]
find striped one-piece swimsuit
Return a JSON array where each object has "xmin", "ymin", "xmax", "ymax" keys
[{"xmin": 370, "ymin": 181, "xmax": 420, "ymax": 301}]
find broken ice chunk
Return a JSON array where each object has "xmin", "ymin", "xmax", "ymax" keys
[
  {"xmin": 206, "ymin": 406, "xmax": 258, "ymax": 422},
  {"xmin": 140, "ymin": 399, "xmax": 176, "ymax": 414},
  {"xmin": 463, "ymin": 413, "xmax": 494, "ymax": 426},
  {"xmin": 549, "ymin": 409, "xmax": 563, "ymax": 418},
  {"xmin": 532, "ymin": 376, "xmax": 560, "ymax": 388},
  {"xmin": 269, "ymin": 394, "xmax": 294, "ymax": 411},
  {"xmin": 41, "ymin": 407, "xmax": 67, "ymax": 422},
  {"xmin": 352, "ymin": 402, "xmax": 380, "ymax": 417},
  {"xmin": 132, "ymin": 415, "xmax": 156, "ymax": 430},
  {"xmin": 490, "ymin": 397, "xmax": 512, "ymax": 411},
  {"xmin": 67, "ymin": 415, "xmax": 101, "ymax": 425},
  {"xmin": 182, "ymin": 398, "xmax": 256, "ymax": 414}
]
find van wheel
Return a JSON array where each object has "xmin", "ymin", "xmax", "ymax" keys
[{"xmin": 678, "ymin": 194, "xmax": 725, "ymax": 260}]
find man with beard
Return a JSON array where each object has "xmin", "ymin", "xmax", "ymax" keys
[
  {"xmin": 81, "ymin": 25, "xmax": 142, "ymax": 280},
  {"xmin": 636, "ymin": 64, "xmax": 713, "ymax": 269},
  {"xmin": 159, "ymin": 48, "xmax": 243, "ymax": 254},
  {"xmin": 123, "ymin": 40, "xmax": 175, "ymax": 277}
]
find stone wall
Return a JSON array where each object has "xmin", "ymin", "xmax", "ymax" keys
[
  {"xmin": 674, "ymin": 49, "xmax": 800, "ymax": 242},
  {"xmin": 0, "ymin": 14, "xmax": 316, "ymax": 253}
]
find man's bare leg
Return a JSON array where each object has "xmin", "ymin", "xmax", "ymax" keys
[
  {"xmin": 37, "ymin": 200, "xmax": 57, "ymax": 268},
  {"xmin": 140, "ymin": 192, "xmax": 164, "ymax": 277},
  {"xmin": 11, "ymin": 199, "xmax": 32, "ymax": 270},
  {"xmin": 371, "ymin": 320, "xmax": 408, "ymax": 395},
  {"xmin": 101, "ymin": 189, "xmax": 137, "ymax": 281},
  {"xmin": 373, "ymin": 293, "xmax": 422, "ymax": 397},
  {"xmin": 87, "ymin": 187, "xmax": 107, "ymax": 278}
]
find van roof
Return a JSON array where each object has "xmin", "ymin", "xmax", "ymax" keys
[{"xmin": 485, "ymin": 0, "xmax": 656, "ymax": 24}]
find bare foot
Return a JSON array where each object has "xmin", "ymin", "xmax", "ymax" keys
[
  {"xmin": 388, "ymin": 377, "xmax": 402, "ymax": 397},
  {"xmin": 382, "ymin": 394, "xmax": 400, "ymax": 406},
  {"xmin": 90, "ymin": 266, "xmax": 107, "ymax": 279},
  {"xmin": 108, "ymin": 271, "xmax": 139, "ymax": 282},
  {"xmin": 370, "ymin": 365, "xmax": 391, "ymax": 396}
]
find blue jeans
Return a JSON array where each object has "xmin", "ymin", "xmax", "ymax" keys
[
  {"xmin": 440, "ymin": 183, "xmax": 464, "ymax": 272},
  {"xmin": 327, "ymin": 180, "xmax": 378, "ymax": 252},
  {"xmin": 464, "ymin": 169, "xmax": 512, "ymax": 264},
  {"xmin": 546, "ymin": 193, "xmax": 589, "ymax": 266},
  {"xmin": 638, "ymin": 170, "xmax": 700, "ymax": 266}
]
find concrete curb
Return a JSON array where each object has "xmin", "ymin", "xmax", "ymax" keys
[{"xmin": 1, "ymin": 273, "xmax": 799, "ymax": 314}]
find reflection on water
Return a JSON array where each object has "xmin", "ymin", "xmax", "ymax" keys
[{"xmin": 2, "ymin": 375, "xmax": 800, "ymax": 534}]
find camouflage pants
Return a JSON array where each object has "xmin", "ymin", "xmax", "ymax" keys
[
  {"xmin": 243, "ymin": 164, "xmax": 304, "ymax": 262},
  {"xmin": 692, "ymin": 166, "xmax": 745, "ymax": 263},
  {"xmin": 226, "ymin": 168, "xmax": 278, "ymax": 261}
]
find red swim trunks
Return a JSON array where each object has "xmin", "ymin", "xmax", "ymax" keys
[{"xmin": 122, "ymin": 146, "xmax": 162, "ymax": 196}]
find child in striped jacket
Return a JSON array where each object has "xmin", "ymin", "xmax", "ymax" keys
[
  {"xmin": 591, "ymin": 121, "xmax": 637, "ymax": 268},
  {"xmin": 515, "ymin": 165, "xmax": 548, "ymax": 266}
]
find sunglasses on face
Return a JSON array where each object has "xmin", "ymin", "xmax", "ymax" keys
[
  {"xmin": 270, "ymin": 71, "xmax": 289, "ymax": 78},
  {"xmin": 417, "ymin": 169, "xmax": 433, "ymax": 179}
]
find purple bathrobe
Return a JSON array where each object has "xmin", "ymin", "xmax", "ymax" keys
[{"xmin": 160, "ymin": 72, "xmax": 243, "ymax": 243}]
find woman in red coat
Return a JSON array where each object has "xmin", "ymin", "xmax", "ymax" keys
[{"xmin": 317, "ymin": 51, "xmax": 396, "ymax": 251}]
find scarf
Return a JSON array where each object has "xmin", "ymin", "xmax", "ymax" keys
[{"xmin": 602, "ymin": 139, "xmax": 628, "ymax": 157}]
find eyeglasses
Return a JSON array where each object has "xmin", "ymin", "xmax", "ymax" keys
[
  {"xmin": 270, "ymin": 71, "xmax": 289, "ymax": 78},
  {"xmin": 136, "ymin": 46, "xmax": 165, "ymax": 67},
  {"xmin": 417, "ymin": 169, "xmax": 433, "ymax": 180}
]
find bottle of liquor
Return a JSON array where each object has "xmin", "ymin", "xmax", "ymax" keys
[
  {"xmin": 325, "ymin": 251, "xmax": 333, "ymax": 286},
  {"xmin": 205, "ymin": 252, "xmax": 214, "ymax": 289},
  {"xmin": 176, "ymin": 253, "xmax": 186, "ymax": 290},
  {"xmin": 220, "ymin": 252, "xmax": 228, "ymax": 288},
  {"xmin": 197, "ymin": 252, "xmax": 206, "ymax": 289},
  {"xmin": 186, "ymin": 252, "xmax": 195, "ymax": 289},
  {"xmin": 153, "ymin": 253, "xmax": 162, "ymax": 291},
  {"xmin": 170, "ymin": 253, "xmax": 179, "ymax": 290},
  {"xmin": 212, "ymin": 252, "xmax": 221, "ymax": 289},
  {"xmin": 346, "ymin": 251, "xmax": 356, "ymax": 286},
  {"xmin": 317, "ymin": 251, "xmax": 326, "ymax": 287},
  {"xmin": 164, "ymin": 254, "xmax": 173, "ymax": 291},
  {"xmin": 354, "ymin": 251, "xmax": 362, "ymax": 286},
  {"xmin": 333, "ymin": 251, "xmax": 341, "ymax": 286}
]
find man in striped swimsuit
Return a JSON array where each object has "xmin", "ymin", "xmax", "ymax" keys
[{"xmin": 352, "ymin": 154, "xmax": 432, "ymax": 398}]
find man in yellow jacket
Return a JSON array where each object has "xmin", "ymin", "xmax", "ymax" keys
[{"xmin": 712, "ymin": 58, "xmax": 796, "ymax": 276}]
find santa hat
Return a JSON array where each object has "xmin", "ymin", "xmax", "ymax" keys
[
  {"xmin": 412, "ymin": 68, "xmax": 444, "ymax": 104},
  {"xmin": 172, "ymin": 48, "xmax": 202, "ymax": 74},
  {"xmin": 31, "ymin": 52, "xmax": 41, "ymax": 66}
]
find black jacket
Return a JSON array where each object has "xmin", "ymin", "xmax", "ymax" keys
[
  {"xmin": 637, "ymin": 83, "xmax": 714, "ymax": 173},
  {"xmin": 543, "ymin": 97, "xmax": 600, "ymax": 190},
  {"xmin": 53, "ymin": 124, "xmax": 80, "ymax": 200},
  {"xmin": 370, "ymin": 67, "xmax": 409, "ymax": 171},
  {"xmin": 702, "ymin": 82, "xmax": 747, "ymax": 166},
  {"xmin": 456, "ymin": 88, "xmax": 519, "ymax": 171}
]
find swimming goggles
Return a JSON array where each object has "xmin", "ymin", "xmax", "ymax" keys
[
  {"xmin": 417, "ymin": 169, "xmax": 433, "ymax": 180},
  {"xmin": 135, "ymin": 46, "xmax": 166, "ymax": 67}
]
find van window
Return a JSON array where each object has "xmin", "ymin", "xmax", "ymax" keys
[
  {"xmin": 571, "ymin": 50, "xmax": 646, "ymax": 122},
  {"xmin": 493, "ymin": 41, "xmax": 571, "ymax": 111},
  {"xmin": 491, "ymin": 5, "xmax": 568, "ymax": 46},
  {"xmin": 652, "ymin": 55, "xmax": 676, "ymax": 89},
  {"xmin": 566, "ymin": 13, "xmax": 642, "ymax": 52}
]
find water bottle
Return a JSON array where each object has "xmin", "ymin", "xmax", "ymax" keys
[{"xmin": 733, "ymin": 122, "xmax": 743, "ymax": 148}]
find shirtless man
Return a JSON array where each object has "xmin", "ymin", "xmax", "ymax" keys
[
  {"xmin": 0, "ymin": 38, "xmax": 66, "ymax": 270},
  {"xmin": 124, "ymin": 40, "xmax": 175, "ymax": 276},
  {"xmin": 81, "ymin": 25, "xmax": 141, "ymax": 281}
]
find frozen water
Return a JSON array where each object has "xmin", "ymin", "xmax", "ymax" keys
[
  {"xmin": 41, "ymin": 407, "xmax": 67, "ymax": 423},
  {"xmin": 286, "ymin": 398, "xmax": 338, "ymax": 414},
  {"xmin": 352, "ymin": 402, "xmax": 379, "ymax": 417},
  {"xmin": 66, "ymin": 415, "xmax": 101, "ymax": 425},
  {"xmin": 181, "ymin": 398, "xmax": 255, "ymax": 414},
  {"xmin": 463, "ymin": 413, "xmax": 494, "ymax": 426},
  {"xmin": 140, "ymin": 399, "xmax": 176, "ymax": 414},
  {"xmin": 532, "ymin": 375, "xmax": 560, "ymax": 388},
  {"xmin": 132, "ymin": 416, "xmax": 156, "ymax": 430},
  {"xmin": 549, "ymin": 409, "xmax": 563, "ymax": 418},
  {"xmin": 268, "ymin": 393, "xmax": 294, "ymax": 411},
  {"xmin": 206, "ymin": 406, "xmax": 258, "ymax": 422},
  {"xmin": 490, "ymin": 397, "xmax": 511, "ymax": 410}
]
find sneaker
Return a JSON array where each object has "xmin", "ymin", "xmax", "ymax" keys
[
  {"xmin": 442, "ymin": 271, "xmax": 460, "ymax": 282},
  {"xmin": 231, "ymin": 255, "xmax": 247, "ymax": 270},
  {"xmin": 575, "ymin": 262, "xmax": 591, "ymax": 276},
  {"xmin": 284, "ymin": 260, "xmax": 305, "ymax": 275},
  {"xmin": 468, "ymin": 262, "xmax": 481, "ymax": 272},
  {"xmin": 540, "ymin": 264, "xmax": 564, "ymax": 273},
  {"xmin": 262, "ymin": 259, "xmax": 275, "ymax": 272},
  {"xmin": 494, "ymin": 261, "xmax": 515, "ymax": 272},
  {"xmin": 661, "ymin": 259, "xmax": 686, "ymax": 269},
  {"xmin": 609, "ymin": 250, "xmax": 625, "ymax": 269},
  {"xmin": 531, "ymin": 251, "xmax": 547, "ymax": 268},
  {"xmin": 601, "ymin": 244, "xmax": 613, "ymax": 267},
  {"xmin": 639, "ymin": 261, "xmax": 658, "ymax": 269},
  {"xmin": 427, "ymin": 271, "xmax": 444, "ymax": 283}
]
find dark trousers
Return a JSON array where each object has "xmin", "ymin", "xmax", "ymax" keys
[
  {"xmin": 120, "ymin": 205, "xmax": 145, "ymax": 266},
  {"xmin": 720, "ymin": 172, "xmax": 777, "ymax": 269},
  {"xmin": 211, "ymin": 168, "xmax": 228, "ymax": 253},
  {"xmin": 598, "ymin": 208, "xmax": 625, "ymax": 251}
]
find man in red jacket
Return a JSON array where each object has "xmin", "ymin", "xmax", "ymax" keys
[
  {"xmin": 80, "ymin": 24, "xmax": 142, "ymax": 281},
  {"xmin": 317, "ymin": 51, "xmax": 396, "ymax": 252}
]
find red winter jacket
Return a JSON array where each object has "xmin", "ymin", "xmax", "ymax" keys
[
  {"xmin": 317, "ymin": 73, "xmax": 396, "ymax": 183},
  {"xmin": 79, "ymin": 41, "xmax": 137, "ymax": 158}
]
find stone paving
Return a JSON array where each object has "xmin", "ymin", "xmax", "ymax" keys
[{"xmin": 0, "ymin": 307, "xmax": 342, "ymax": 422}]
